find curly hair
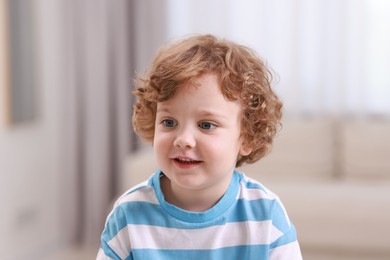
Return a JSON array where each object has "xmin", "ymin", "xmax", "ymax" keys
[{"xmin": 132, "ymin": 34, "xmax": 282, "ymax": 166}]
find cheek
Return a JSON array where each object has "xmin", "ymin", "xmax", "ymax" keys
[
  {"xmin": 153, "ymin": 136, "xmax": 167, "ymax": 162},
  {"xmin": 153, "ymin": 132, "xmax": 171, "ymax": 150},
  {"xmin": 153, "ymin": 134, "xmax": 163, "ymax": 148},
  {"xmin": 205, "ymin": 135, "xmax": 239, "ymax": 152}
]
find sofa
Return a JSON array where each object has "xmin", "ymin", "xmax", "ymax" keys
[{"xmin": 123, "ymin": 117, "xmax": 390, "ymax": 260}]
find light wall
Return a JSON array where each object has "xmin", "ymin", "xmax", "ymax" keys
[
  {"xmin": 0, "ymin": 1, "xmax": 65, "ymax": 259},
  {"xmin": 1, "ymin": 1, "xmax": 136, "ymax": 259}
]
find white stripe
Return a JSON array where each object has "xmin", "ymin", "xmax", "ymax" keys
[
  {"xmin": 115, "ymin": 186, "xmax": 159, "ymax": 206},
  {"xmin": 237, "ymin": 175, "xmax": 278, "ymax": 200},
  {"xmin": 238, "ymin": 184, "xmax": 270, "ymax": 200},
  {"xmin": 96, "ymin": 248, "xmax": 114, "ymax": 260},
  {"xmin": 124, "ymin": 221, "xmax": 283, "ymax": 250},
  {"xmin": 269, "ymin": 241, "xmax": 302, "ymax": 260},
  {"xmin": 107, "ymin": 227, "xmax": 132, "ymax": 259}
]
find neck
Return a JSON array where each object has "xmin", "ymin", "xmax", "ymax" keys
[{"xmin": 160, "ymin": 175, "xmax": 231, "ymax": 212}]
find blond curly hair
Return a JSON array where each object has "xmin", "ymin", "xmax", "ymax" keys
[{"xmin": 132, "ymin": 34, "xmax": 282, "ymax": 166}]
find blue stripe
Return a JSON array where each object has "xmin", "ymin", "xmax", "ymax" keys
[
  {"xmin": 102, "ymin": 197, "xmax": 290, "ymax": 242},
  {"xmin": 226, "ymin": 199, "xmax": 291, "ymax": 232},
  {"xmin": 101, "ymin": 203, "xmax": 162, "ymax": 242},
  {"xmin": 270, "ymin": 224, "xmax": 298, "ymax": 249},
  {"xmin": 244, "ymin": 180, "xmax": 265, "ymax": 190},
  {"xmin": 125, "ymin": 255, "xmax": 133, "ymax": 260},
  {"xmin": 101, "ymin": 202, "xmax": 227, "ymax": 242},
  {"xmin": 131, "ymin": 245, "xmax": 270, "ymax": 260},
  {"xmin": 237, "ymin": 171, "xmax": 269, "ymax": 193},
  {"xmin": 102, "ymin": 206, "xmax": 126, "ymax": 242},
  {"xmin": 154, "ymin": 170, "xmax": 241, "ymax": 223}
]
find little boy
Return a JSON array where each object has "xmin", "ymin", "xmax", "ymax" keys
[{"xmin": 97, "ymin": 34, "xmax": 302, "ymax": 259}]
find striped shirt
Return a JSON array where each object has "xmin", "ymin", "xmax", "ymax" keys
[{"xmin": 97, "ymin": 170, "xmax": 302, "ymax": 259}]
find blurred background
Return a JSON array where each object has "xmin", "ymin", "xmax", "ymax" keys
[{"xmin": 1, "ymin": 0, "xmax": 390, "ymax": 259}]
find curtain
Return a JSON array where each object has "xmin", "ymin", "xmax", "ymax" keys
[
  {"xmin": 62, "ymin": 0, "xmax": 134, "ymax": 247},
  {"xmin": 165, "ymin": 0, "xmax": 390, "ymax": 117},
  {"xmin": 61, "ymin": 0, "xmax": 169, "ymax": 248}
]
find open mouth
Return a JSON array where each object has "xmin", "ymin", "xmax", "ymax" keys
[{"xmin": 173, "ymin": 157, "xmax": 202, "ymax": 166}]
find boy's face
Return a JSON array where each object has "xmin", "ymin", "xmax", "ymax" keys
[{"xmin": 153, "ymin": 73, "xmax": 251, "ymax": 200}]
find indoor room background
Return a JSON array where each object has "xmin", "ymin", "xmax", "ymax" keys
[{"xmin": 1, "ymin": 0, "xmax": 389, "ymax": 259}]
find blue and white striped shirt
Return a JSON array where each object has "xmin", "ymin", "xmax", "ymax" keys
[{"xmin": 97, "ymin": 170, "xmax": 302, "ymax": 259}]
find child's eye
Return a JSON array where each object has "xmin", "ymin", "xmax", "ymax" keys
[
  {"xmin": 161, "ymin": 119, "xmax": 177, "ymax": 128},
  {"xmin": 198, "ymin": 121, "xmax": 216, "ymax": 130}
]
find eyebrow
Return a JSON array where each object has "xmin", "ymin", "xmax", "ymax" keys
[
  {"xmin": 197, "ymin": 109, "xmax": 230, "ymax": 120},
  {"xmin": 156, "ymin": 107, "xmax": 172, "ymax": 114},
  {"xmin": 157, "ymin": 107, "xmax": 229, "ymax": 120}
]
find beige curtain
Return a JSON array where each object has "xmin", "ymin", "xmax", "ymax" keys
[
  {"xmin": 165, "ymin": 0, "xmax": 390, "ymax": 117},
  {"xmin": 61, "ymin": 0, "xmax": 134, "ymax": 247}
]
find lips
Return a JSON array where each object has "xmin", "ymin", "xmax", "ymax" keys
[
  {"xmin": 173, "ymin": 156, "xmax": 202, "ymax": 168},
  {"xmin": 175, "ymin": 157, "xmax": 198, "ymax": 163}
]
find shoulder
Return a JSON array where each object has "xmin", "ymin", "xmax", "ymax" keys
[
  {"xmin": 235, "ymin": 171, "xmax": 293, "ymax": 229},
  {"xmin": 113, "ymin": 178, "xmax": 158, "ymax": 208},
  {"xmin": 236, "ymin": 171, "xmax": 279, "ymax": 201},
  {"xmin": 105, "ymin": 174, "xmax": 159, "ymax": 222},
  {"xmin": 99, "ymin": 179, "xmax": 158, "ymax": 260},
  {"xmin": 101, "ymin": 174, "xmax": 160, "ymax": 236}
]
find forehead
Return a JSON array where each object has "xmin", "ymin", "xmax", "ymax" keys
[
  {"xmin": 157, "ymin": 73, "xmax": 242, "ymax": 115},
  {"xmin": 179, "ymin": 73, "xmax": 238, "ymax": 101}
]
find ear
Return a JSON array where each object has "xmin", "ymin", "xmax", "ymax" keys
[{"xmin": 239, "ymin": 144, "xmax": 252, "ymax": 156}]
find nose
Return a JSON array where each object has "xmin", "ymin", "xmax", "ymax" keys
[{"xmin": 173, "ymin": 126, "xmax": 196, "ymax": 149}]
